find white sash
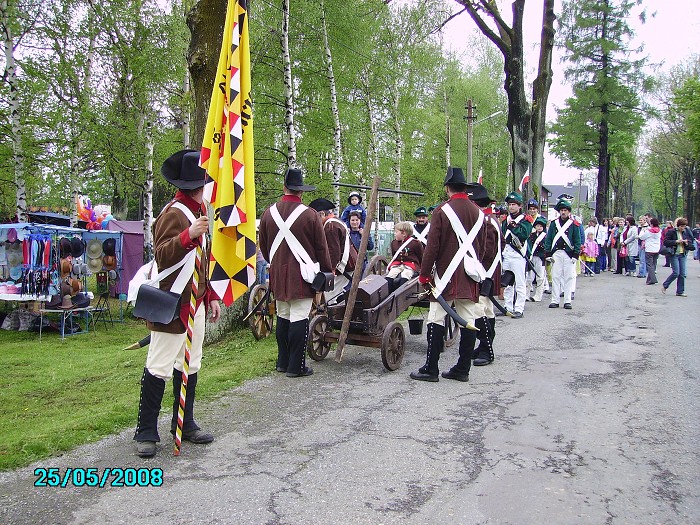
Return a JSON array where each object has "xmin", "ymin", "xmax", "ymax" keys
[
  {"xmin": 326, "ymin": 217, "xmax": 351, "ymax": 273},
  {"xmin": 127, "ymin": 201, "xmax": 202, "ymax": 302},
  {"xmin": 485, "ymin": 216, "xmax": 502, "ymax": 279},
  {"xmin": 528, "ymin": 231, "xmax": 547, "ymax": 261},
  {"xmin": 412, "ymin": 223, "xmax": 430, "ymax": 246},
  {"xmin": 552, "ymin": 218, "xmax": 574, "ymax": 250},
  {"xmin": 434, "ymin": 204, "xmax": 486, "ymax": 294},
  {"xmin": 388, "ymin": 236, "xmax": 417, "ymax": 266},
  {"xmin": 503, "ymin": 214, "xmax": 527, "ymax": 255},
  {"xmin": 269, "ymin": 203, "xmax": 320, "ymax": 283}
]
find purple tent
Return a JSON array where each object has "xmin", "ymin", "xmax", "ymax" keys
[{"xmin": 107, "ymin": 220, "xmax": 145, "ymax": 297}]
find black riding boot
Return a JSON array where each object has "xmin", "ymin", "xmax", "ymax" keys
[
  {"xmin": 474, "ymin": 317, "xmax": 495, "ymax": 365},
  {"xmin": 385, "ymin": 276, "xmax": 396, "ymax": 292},
  {"xmin": 410, "ymin": 323, "xmax": 444, "ymax": 382},
  {"xmin": 442, "ymin": 328, "xmax": 475, "ymax": 381},
  {"xmin": 275, "ymin": 317, "xmax": 291, "ymax": 372},
  {"xmin": 393, "ymin": 277, "xmax": 408, "ymax": 291},
  {"xmin": 170, "ymin": 369, "xmax": 214, "ymax": 443},
  {"xmin": 472, "ymin": 317, "xmax": 487, "ymax": 359},
  {"xmin": 134, "ymin": 368, "xmax": 166, "ymax": 456},
  {"xmin": 286, "ymin": 319, "xmax": 313, "ymax": 377}
]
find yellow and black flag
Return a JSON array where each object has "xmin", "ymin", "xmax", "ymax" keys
[{"xmin": 200, "ymin": 0, "xmax": 255, "ymax": 306}]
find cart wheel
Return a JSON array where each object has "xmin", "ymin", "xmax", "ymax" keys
[
  {"xmin": 247, "ymin": 284, "xmax": 273, "ymax": 340},
  {"xmin": 364, "ymin": 255, "xmax": 388, "ymax": 277},
  {"xmin": 307, "ymin": 315, "xmax": 332, "ymax": 361},
  {"xmin": 444, "ymin": 314, "xmax": 459, "ymax": 347},
  {"xmin": 381, "ymin": 321, "xmax": 405, "ymax": 371}
]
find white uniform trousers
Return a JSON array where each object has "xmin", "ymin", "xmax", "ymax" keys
[
  {"xmin": 550, "ymin": 250, "xmax": 576, "ymax": 304},
  {"xmin": 478, "ymin": 295, "xmax": 494, "ymax": 319},
  {"xmin": 525, "ymin": 257, "xmax": 545, "ymax": 301},
  {"xmin": 276, "ymin": 297, "xmax": 314, "ymax": 322},
  {"xmin": 427, "ymin": 298, "xmax": 481, "ymax": 326},
  {"xmin": 146, "ymin": 305, "xmax": 205, "ymax": 380},
  {"xmin": 502, "ymin": 245, "xmax": 527, "ymax": 314}
]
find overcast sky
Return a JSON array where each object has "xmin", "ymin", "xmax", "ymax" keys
[{"xmin": 443, "ymin": 0, "xmax": 700, "ymax": 186}]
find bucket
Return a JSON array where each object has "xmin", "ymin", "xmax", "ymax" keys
[{"xmin": 408, "ymin": 318, "xmax": 424, "ymax": 335}]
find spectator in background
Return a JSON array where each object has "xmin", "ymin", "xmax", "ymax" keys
[
  {"xmin": 661, "ymin": 217, "xmax": 695, "ymax": 297},
  {"xmin": 638, "ymin": 217, "xmax": 661, "ymax": 285},
  {"xmin": 661, "ymin": 220, "xmax": 674, "ymax": 267},
  {"xmin": 256, "ymin": 240, "xmax": 269, "ymax": 285},
  {"xmin": 620, "ymin": 215, "xmax": 639, "ymax": 276},
  {"xmin": 340, "ymin": 191, "xmax": 367, "ymax": 228},
  {"xmin": 636, "ymin": 215, "xmax": 648, "ymax": 279},
  {"xmin": 692, "ymin": 222, "xmax": 700, "ymax": 261},
  {"xmin": 348, "ymin": 210, "xmax": 373, "ymax": 275}
]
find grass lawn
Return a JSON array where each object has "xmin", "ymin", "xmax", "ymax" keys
[{"xmin": 0, "ymin": 301, "xmax": 277, "ymax": 471}]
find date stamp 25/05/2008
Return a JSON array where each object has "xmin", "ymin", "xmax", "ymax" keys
[{"xmin": 34, "ymin": 467, "xmax": 163, "ymax": 488}]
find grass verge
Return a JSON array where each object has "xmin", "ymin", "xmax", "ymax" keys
[{"xmin": 0, "ymin": 306, "xmax": 276, "ymax": 471}]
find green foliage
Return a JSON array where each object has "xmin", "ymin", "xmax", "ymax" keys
[
  {"xmin": 674, "ymin": 77, "xmax": 700, "ymax": 157},
  {"xmin": 0, "ymin": 307, "xmax": 277, "ymax": 470}
]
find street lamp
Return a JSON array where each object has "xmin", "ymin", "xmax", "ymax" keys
[{"xmin": 465, "ymin": 101, "xmax": 503, "ymax": 182}]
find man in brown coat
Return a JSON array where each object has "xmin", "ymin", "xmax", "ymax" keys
[
  {"xmin": 259, "ymin": 168, "xmax": 332, "ymax": 377},
  {"xmin": 308, "ymin": 197, "xmax": 357, "ymax": 301},
  {"xmin": 410, "ymin": 166, "xmax": 488, "ymax": 383},
  {"xmin": 134, "ymin": 149, "xmax": 221, "ymax": 458}
]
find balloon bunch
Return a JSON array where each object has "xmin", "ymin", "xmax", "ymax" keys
[{"xmin": 76, "ymin": 195, "xmax": 114, "ymax": 230}]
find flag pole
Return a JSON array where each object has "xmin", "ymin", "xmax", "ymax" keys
[{"xmin": 174, "ymin": 244, "xmax": 202, "ymax": 456}]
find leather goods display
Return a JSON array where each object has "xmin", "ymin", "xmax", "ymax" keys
[
  {"xmin": 133, "ymin": 284, "xmax": 181, "ymax": 324},
  {"xmin": 311, "ymin": 271, "xmax": 334, "ymax": 292}
]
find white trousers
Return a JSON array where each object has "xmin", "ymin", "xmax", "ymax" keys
[
  {"xmin": 525, "ymin": 257, "xmax": 545, "ymax": 301},
  {"xmin": 551, "ymin": 250, "xmax": 576, "ymax": 304},
  {"xmin": 387, "ymin": 264, "xmax": 417, "ymax": 280},
  {"xmin": 276, "ymin": 297, "xmax": 314, "ymax": 322},
  {"xmin": 503, "ymin": 246, "xmax": 527, "ymax": 314},
  {"xmin": 427, "ymin": 298, "xmax": 481, "ymax": 326},
  {"xmin": 146, "ymin": 306, "xmax": 205, "ymax": 380}
]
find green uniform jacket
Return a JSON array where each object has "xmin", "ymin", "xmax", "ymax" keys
[{"xmin": 544, "ymin": 217, "xmax": 582, "ymax": 258}]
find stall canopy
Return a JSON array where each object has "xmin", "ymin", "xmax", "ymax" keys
[{"xmin": 107, "ymin": 220, "xmax": 144, "ymax": 297}]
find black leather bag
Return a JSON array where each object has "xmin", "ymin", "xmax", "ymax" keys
[
  {"xmin": 133, "ymin": 285, "xmax": 181, "ymax": 324},
  {"xmin": 658, "ymin": 244, "xmax": 674, "ymax": 256},
  {"xmin": 311, "ymin": 271, "xmax": 334, "ymax": 292}
]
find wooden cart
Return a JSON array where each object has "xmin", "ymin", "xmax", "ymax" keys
[
  {"xmin": 246, "ymin": 254, "xmax": 389, "ymax": 340},
  {"xmin": 306, "ymin": 276, "xmax": 458, "ymax": 371}
]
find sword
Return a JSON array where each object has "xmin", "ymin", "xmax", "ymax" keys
[
  {"xmin": 242, "ymin": 286, "xmax": 271, "ymax": 322},
  {"xmin": 426, "ymin": 283, "xmax": 479, "ymax": 331},
  {"xmin": 124, "ymin": 334, "xmax": 151, "ymax": 350},
  {"xmin": 478, "ymin": 278, "xmax": 513, "ymax": 317},
  {"xmin": 508, "ymin": 237, "xmax": 541, "ymax": 279}
]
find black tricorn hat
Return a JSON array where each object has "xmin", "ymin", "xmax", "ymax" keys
[
  {"xmin": 308, "ymin": 198, "xmax": 335, "ymax": 212},
  {"xmin": 102, "ymin": 237, "xmax": 116, "ymax": 256},
  {"xmin": 284, "ymin": 167, "xmax": 316, "ymax": 192},
  {"xmin": 444, "ymin": 166, "xmax": 467, "ymax": 186},
  {"xmin": 70, "ymin": 237, "xmax": 85, "ymax": 258},
  {"xmin": 59, "ymin": 237, "xmax": 72, "ymax": 258},
  {"xmin": 161, "ymin": 149, "xmax": 206, "ymax": 190},
  {"xmin": 465, "ymin": 182, "xmax": 492, "ymax": 205}
]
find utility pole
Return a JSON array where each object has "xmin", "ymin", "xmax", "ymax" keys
[
  {"xmin": 578, "ymin": 172, "xmax": 583, "ymax": 218},
  {"xmin": 465, "ymin": 98, "xmax": 475, "ymax": 183}
]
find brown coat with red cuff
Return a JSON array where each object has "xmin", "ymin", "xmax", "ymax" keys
[{"xmin": 146, "ymin": 198, "xmax": 216, "ymax": 334}]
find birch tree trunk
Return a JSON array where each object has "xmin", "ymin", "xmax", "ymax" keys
[
  {"xmin": 320, "ymin": 0, "xmax": 343, "ymax": 205},
  {"xmin": 391, "ymin": 82, "xmax": 403, "ymax": 222},
  {"xmin": 281, "ymin": 0, "xmax": 296, "ymax": 167},
  {"xmin": 1, "ymin": 0, "xmax": 27, "ymax": 222},
  {"xmin": 183, "ymin": 71, "xmax": 191, "ymax": 148},
  {"xmin": 143, "ymin": 120, "xmax": 154, "ymax": 258}
]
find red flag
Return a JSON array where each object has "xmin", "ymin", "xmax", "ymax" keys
[{"xmin": 518, "ymin": 172, "xmax": 530, "ymax": 192}]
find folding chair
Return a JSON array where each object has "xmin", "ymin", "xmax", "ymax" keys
[{"xmin": 91, "ymin": 292, "xmax": 113, "ymax": 329}]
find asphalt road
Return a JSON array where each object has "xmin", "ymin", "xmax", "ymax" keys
[{"xmin": 2, "ymin": 266, "xmax": 699, "ymax": 525}]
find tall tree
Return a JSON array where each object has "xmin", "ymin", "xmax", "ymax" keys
[
  {"xmin": 453, "ymin": 0, "xmax": 556, "ymax": 201},
  {"xmin": 550, "ymin": 0, "xmax": 648, "ymax": 219}
]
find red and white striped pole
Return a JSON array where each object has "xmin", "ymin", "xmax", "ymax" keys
[{"xmin": 174, "ymin": 243, "xmax": 202, "ymax": 456}]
